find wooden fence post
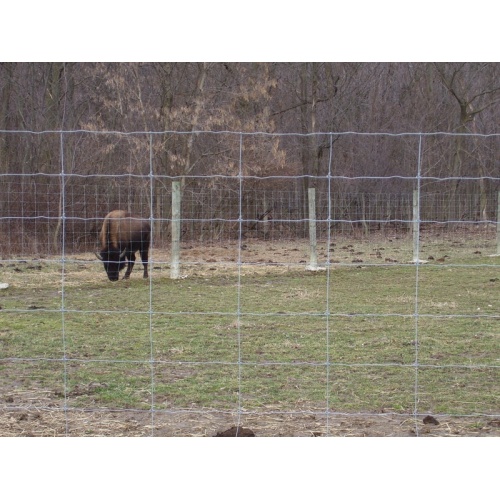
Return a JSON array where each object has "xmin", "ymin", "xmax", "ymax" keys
[
  {"xmin": 493, "ymin": 191, "xmax": 500, "ymax": 257},
  {"xmin": 171, "ymin": 180, "xmax": 181, "ymax": 279},
  {"xmin": 307, "ymin": 187, "xmax": 318, "ymax": 270},
  {"xmin": 412, "ymin": 188, "xmax": 427, "ymax": 264},
  {"xmin": 497, "ymin": 191, "xmax": 500, "ymax": 255}
]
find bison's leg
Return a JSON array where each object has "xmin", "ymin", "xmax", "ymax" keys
[
  {"xmin": 123, "ymin": 252, "xmax": 136, "ymax": 279},
  {"xmin": 140, "ymin": 249, "xmax": 149, "ymax": 279}
]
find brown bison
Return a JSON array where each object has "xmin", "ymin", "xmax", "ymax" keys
[{"xmin": 95, "ymin": 210, "xmax": 150, "ymax": 281}]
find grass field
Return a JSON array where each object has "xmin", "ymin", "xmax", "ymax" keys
[{"xmin": 1, "ymin": 229, "xmax": 499, "ymax": 436}]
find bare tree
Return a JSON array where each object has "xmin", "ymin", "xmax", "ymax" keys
[{"xmin": 433, "ymin": 63, "xmax": 500, "ymax": 219}]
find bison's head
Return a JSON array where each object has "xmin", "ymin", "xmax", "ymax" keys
[{"xmin": 96, "ymin": 248, "xmax": 127, "ymax": 281}]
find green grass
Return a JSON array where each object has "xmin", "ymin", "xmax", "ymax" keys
[{"xmin": 0, "ymin": 247, "xmax": 499, "ymax": 417}]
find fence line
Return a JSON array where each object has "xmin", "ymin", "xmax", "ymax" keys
[
  {"xmin": 1, "ymin": 186, "xmax": 499, "ymax": 255},
  {"xmin": 0, "ymin": 130, "xmax": 499, "ymax": 437}
]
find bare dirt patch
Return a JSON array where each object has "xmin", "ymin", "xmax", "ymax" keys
[{"xmin": 2, "ymin": 405, "xmax": 499, "ymax": 437}]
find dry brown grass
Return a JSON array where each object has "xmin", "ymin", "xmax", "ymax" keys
[{"xmin": 2, "ymin": 402, "xmax": 499, "ymax": 437}]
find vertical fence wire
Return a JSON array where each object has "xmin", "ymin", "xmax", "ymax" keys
[
  {"xmin": 325, "ymin": 133, "xmax": 334, "ymax": 435},
  {"xmin": 59, "ymin": 131, "xmax": 69, "ymax": 436},
  {"xmin": 413, "ymin": 134, "xmax": 423, "ymax": 436},
  {"xmin": 236, "ymin": 133, "xmax": 244, "ymax": 434},
  {"xmin": 148, "ymin": 133, "xmax": 155, "ymax": 435}
]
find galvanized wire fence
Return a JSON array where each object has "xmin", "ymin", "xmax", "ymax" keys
[
  {"xmin": 1, "ymin": 130, "xmax": 500, "ymax": 255},
  {"xmin": 0, "ymin": 130, "xmax": 499, "ymax": 436},
  {"xmin": 1, "ymin": 177, "xmax": 499, "ymax": 255}
]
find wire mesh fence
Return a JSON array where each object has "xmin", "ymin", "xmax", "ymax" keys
[
  {"xmin": 0, "ymin": 130, "xmax": 499, "ymax": 436},
  {"xmin": 1, "ymin": 174, "xmax": 499, "ymax": 255}
]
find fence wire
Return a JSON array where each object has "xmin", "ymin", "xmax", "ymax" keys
[{"xmin": 0, "ymin": 130, "xmax": 499, "ymax": 437}]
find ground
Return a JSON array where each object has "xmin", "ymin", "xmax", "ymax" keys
[
  {"xmin": 2, "ymin": 404, "xmax": 500, "ymax": 437},
  {"xmin": 1, "ymin": 228, "xmax": 499, "ymax": 436}
]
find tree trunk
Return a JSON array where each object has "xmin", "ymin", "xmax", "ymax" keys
[{"xmin": 183, "ymin": 62, "xmax": 208, "ymax": 189}]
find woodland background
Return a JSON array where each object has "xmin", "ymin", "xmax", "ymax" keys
[
  {"xmin": 0, "ymin": 62, "xmax": 499, "ymax": 253},
  {"xmin": 0, "ymin": 63, "xmax": 499, "ymax": 134}
]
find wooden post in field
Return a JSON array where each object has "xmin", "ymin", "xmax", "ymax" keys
[
  {"xmin": 497, "ymin": 192, "xmax": 500, "ymax": 255},
  {"xmin": 494, "ymin": 191, "xmax": 500, "ymax": 256},
  {"xmin": 412, "ymin": 189, "xmax": 419, "ymax": 262},
  {"xmin": 171, "ymin": 181, "xmax": 181, "ymax": 279},
  {"xmin": 307, "ymin": 187, "xmax": 318, "ymax": 270},
  {"xmin": 412, "ymin": 189, "xmax": 426, "ymax": 264}
]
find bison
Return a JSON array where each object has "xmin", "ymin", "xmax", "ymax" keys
[{"xmin": 95, "ymin": 210, "xmax": 150, "ymax": 281}]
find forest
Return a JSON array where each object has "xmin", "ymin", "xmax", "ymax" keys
[{"xmin": 0, "ymin": 63, "xmax": 499, "ymax": 253}]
